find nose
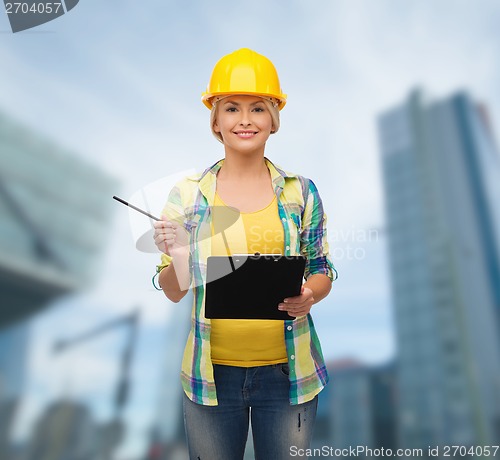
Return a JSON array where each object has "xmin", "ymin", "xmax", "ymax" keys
[{"xmin": 238, "ymin": 108, "xmax": 252, "ymax": 126}]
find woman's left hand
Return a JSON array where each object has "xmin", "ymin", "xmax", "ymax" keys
[{"xmin": 278, "ymin": 286, "xmax": 314, "ymax": 318}]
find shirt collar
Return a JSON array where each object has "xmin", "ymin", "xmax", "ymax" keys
[{"xmin": 192, "ymin": 157, "xmax": 298, "ymax": 203}]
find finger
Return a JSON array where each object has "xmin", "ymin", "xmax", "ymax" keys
[
  {"xmin": 154, "ymin": 232, "xmax": 171, "ymax": 244},
  {"xmin": 284, "ymin": 306, "xmax": 309, "ymax": 317},
  {"xmin": 278, "ymin": 303, "xmax": 302, "ymax": 311},
  {"xmin": 282, "ymin": 296, "xmax": 304, "ymax": 305},
  {"xmin": 159, "ymin": 216, "xmax": 175, "ymax": 227},
  {"xmin": 154, "ymin": 226, "xmax": 175, "ymax": 238},
  {"xmin": 288, "ymin": 305, "xmax": 308, "ymax": 314},
  {"xmin": 284, "ymin": 288, "xmax": 313, "ymax": 304},
  {"xmin": 279, "ymin": 298, "xmax": 312, "ymax": 310},
  {"xmin": 153, "ymin": 236, "xmax": 168, "ymax": 254}
]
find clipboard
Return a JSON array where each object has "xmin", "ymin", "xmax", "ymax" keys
[{"xmin": 204, "ymin": 254, "xmax": 306, "ymax": 320}]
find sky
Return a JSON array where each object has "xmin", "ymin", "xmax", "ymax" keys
[{"xmin": 1, "ymin": 0, "xmax": 500, "ymax": 457}]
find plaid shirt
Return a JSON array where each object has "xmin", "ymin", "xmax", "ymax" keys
[{"xmin": 155, "ymin": 158, "xmax": 337, "ymax": 406}]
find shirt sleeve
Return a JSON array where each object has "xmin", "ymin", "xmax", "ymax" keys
[
  {"xmin": 156, "ymin": 253, "xmax": 173, "ymax": 274},
  {"xmin": 300, "ymin": 179, "xmax": 338, "ymax": 282}
]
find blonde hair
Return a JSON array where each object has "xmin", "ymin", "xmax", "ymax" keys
[{"xmin": 210, "ymin": 97, "xmax": 280, "ymax": 144}]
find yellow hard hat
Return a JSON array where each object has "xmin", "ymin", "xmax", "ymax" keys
[{"xmin": 201, "ymin": 48, "xmax": 287, "ymax": 110}]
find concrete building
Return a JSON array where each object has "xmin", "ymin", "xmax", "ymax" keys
[{"xmin": 377, "ymin": 89, "xmax": 500, "ymax": 452}]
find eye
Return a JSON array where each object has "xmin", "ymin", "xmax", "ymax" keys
[
  {"xmin": 225, "ymin": 106, "xmax": 238, "ymax": 112},
  {"xmin": 252, "ymin": 106, "xmax": 265, "ymax": 112}
]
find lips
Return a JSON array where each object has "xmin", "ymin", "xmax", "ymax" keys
[{"xmin": 234, "ymin": 130, "xmax": 258, "ymax": 138}]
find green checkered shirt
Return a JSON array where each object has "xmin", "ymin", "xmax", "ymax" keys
[{"xmin": 155, "ymin": 158, "xmax": 337, "ymax": 406}]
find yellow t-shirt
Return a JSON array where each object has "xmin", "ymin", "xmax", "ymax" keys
[{"xmin": 210, "ymin": 192, "xmax": 288, "ymax": 367}]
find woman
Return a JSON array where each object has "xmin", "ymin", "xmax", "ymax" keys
[{"xmin": 153, "ymin": 48, "xmax": 337, "ymax": 460}]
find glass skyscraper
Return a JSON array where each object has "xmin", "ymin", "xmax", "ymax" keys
[
  {"xmin": 0, "ymin": 109, "xmax": 117, "ymax": 457},
  {"xmin": 378, "ymin": 89, "xmax": 500, "ymax": 451},
  {"xmin": 0, "ymin": 322, "xmax": 30, "ymax": 457},
  {"xmin": 0, "ymin": 109, "xmax": 118, "ymax": 328},
  {"xmin": 326, "ymin": 359, "xmax": 397, "ymax": 456}
]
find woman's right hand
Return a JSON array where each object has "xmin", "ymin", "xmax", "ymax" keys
[{"xmin": 153, "ymin": 216, "xmax": 189, "ymax": 255}]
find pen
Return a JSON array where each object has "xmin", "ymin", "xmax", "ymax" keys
[{"xmin": 112, "ymin": 195, "xmax": 160, "ymax": 221}]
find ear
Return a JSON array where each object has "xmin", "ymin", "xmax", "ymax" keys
[{"xmin": 214, "ymin": 121, "xmax": 221, "ymax": 133}]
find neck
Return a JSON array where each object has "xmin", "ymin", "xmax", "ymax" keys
[{"xmin": 218, "ymin": 151, "xmax": 269, "ymax": 181}]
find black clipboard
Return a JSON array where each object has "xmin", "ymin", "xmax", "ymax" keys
[{"xmin": 204, "ymin": 254, "xmax": 306, "ymax": 320}]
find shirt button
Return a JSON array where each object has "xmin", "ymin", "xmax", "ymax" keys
[
  {"xmin": 282, "ymin": 217, "xmax": 286, "ymax": 222},
  {"xmin": 287, "ymin": 326, "xmax": 292, "ymax": 331},
  {"xmin": 290, "ymin": 355, "xmax": 295, "ymax": 360},
  {"xmin": 286, "ymin": 245, "xmax": 290, "ymax": 251}
]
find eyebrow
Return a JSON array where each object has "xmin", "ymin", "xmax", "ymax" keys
[{"xmin": 222, "ymin": 100, "xmax": 265, "ymax": 106}]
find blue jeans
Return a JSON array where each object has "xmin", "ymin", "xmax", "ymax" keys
[{"xmin": 183, "ymin": 363, "xmax": 318, "ymax": 460}]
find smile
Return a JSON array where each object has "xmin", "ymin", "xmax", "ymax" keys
[{"xmin": 233, "ymin": 131, "xmax": 258, "ymax": 138}]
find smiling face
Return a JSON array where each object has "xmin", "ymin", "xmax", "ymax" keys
[{"xmin": 213, "ymin": 95, "xmax": 275, "ymax": 155}]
